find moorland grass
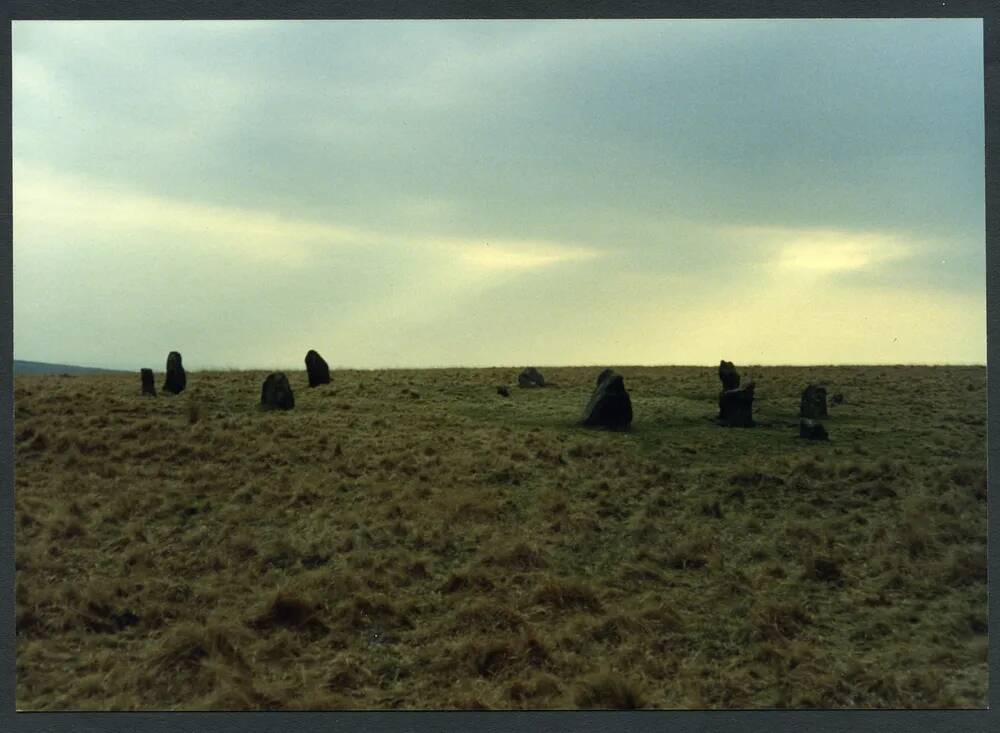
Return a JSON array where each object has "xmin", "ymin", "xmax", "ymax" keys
[{"xmin": 13, "ymin": 365, "xmax": 987, "ymax": 709}]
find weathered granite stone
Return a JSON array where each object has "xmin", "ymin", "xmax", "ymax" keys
[
  {"xmin": 800, "ymin": 384, "xmax": 828, "ymax": 419},
  {"xmin": 719, "ymin": 360, "xmax": 741, "ymax": 391},
  {"xmin": 261, "ymin": 372, "xmax": 295, "ymax": 410},
  {"xmin": 163, "ymin": 352, "xmax": 186, "ymax": 395},
  {"xmin": 719, "ymin": 382, "xmax": 754, "ymax": 427},
  {"xmin": 305, "ymin": 349, "xmax": 331, "ymax": 388},
  {"xmin": 518, "ymin": 367, "xmax": 546, "ymax": 388},
  {"xmin": 141, "ymin": 368, "xmax": 156, "ymax": 397},
  {"xmin": 582, "ymin": 370, "xmax": 633, "ymax": 430},
  {"xmin": 799, "ymin": 418, "xmax": 829, "ymax": 441}
]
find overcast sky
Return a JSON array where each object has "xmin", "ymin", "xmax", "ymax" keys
[{"xmin": 13, "ymin": 19, "xmax": 985, "ymax": 370}]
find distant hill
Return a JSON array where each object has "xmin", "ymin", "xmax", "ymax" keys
[{"xmin": 13, "ymin": 360, "xmax": 130, "ymax": 376}]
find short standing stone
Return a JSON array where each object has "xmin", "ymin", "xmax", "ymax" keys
[
  {"xmin": 719, "ymin": 382, "xmax": 755, "ymax": 427},
  {"xmin": 497, "ymin": 386, "xmax": 510, "ymax": 397},
  {"xmin": 800, "ymin": 384, "xmax": 828, "ymax": 419},
  {"xmin": 140, "ymin": 368, "xmax": 156, "ymax": 396},
  {"xmin": 582, "ymin": 370, "xmax": 633, "ymax": 430},
  {"xmin": 163, "ymin": 351, "xmax": 186, "ymax": 394},
  {"xmin": 304, "ymin": 349, "xmax": 331, "ymax": 387},
  {"xmin": 261, "ymin": 372, "xmax": 295, "ymax": 410},
  {"xmin": 831, "ymin": 393, "xmax": 844, "ymax": 406},
  {"xmin": 518, "ymin": 367, "xmax": 546, "ymax": 388},
  {"xmin": 799, "ymin": 418, "xmax": 829, "ymax": 441},
  {"xmin": 718, "ymin": 360, "xmax": 741, "ymax": 391}
]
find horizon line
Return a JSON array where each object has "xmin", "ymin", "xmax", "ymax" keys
[{"xmin": 12, "ymin": 358, "xmax": 989, "ymax": 373}]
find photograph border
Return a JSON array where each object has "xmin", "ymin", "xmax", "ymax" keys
[{"xmin": 2, "ymin": 0, "xmax": 997, "ymax": 731}]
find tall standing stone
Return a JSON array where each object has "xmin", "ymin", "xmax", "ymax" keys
[
  {"xmin": 719, "ymin": 360, "xmax": 741, "ymax": 391},
  {"xmin": 719, "ymin": 382, "xmax": 755, "ymax": 427},
  {"xmin": 140, "ymin": 368, "xmax": 156, "ymax": 396},
  {"xmin": 595, "ymin": 368, "xmax": 615, "ymax": 388},
  {"xmin": 304, "ymin": 349, "xmax": 331, "ymax": 387},
  {"xmin": 261, "ymin": 372, "xmax": 295, "ymax": 410},
  {"xmin": 582, "ymin": 370, "xmax": 633, "ymax": 430},
  {"xmin": 163, "ymin": 352, "xmax": 186, "ymax": 395},
  {"xmin": 800, "ymin": 384, "xmax": 828, "ymax": 419}
]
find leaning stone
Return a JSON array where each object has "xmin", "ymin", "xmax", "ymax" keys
[
  {"xmin": 595, "ymin": 368, "xmax": 615, "ymax": 388},
  {"xmin": 261, "ymin": 372, "xmax": 295, "ymax": 410},
  {"xmin": 800, "ymin": 384, "xmax": 828, "ymax": 419},
  {"xmin": 304, "ymin": 349, "xmax": 331, "ymax": 388},
  {"xmin": 719, "ymin": 382, "xmax": 755, "ymax": 427},
  {"xmin": 582, "ymin": 370, "xmax": 633, "ymax": 430},
  {"xmin": 518, "ymin": 367, "xmax": 546, "ymax": 388},
  {"xmin": 140, "ymin": 368, "xmax": 156, "ymax": 396},
  {"xmin": 718, "ymin": 360, "xmax": 741, "ymax": 391},
  {"xmin": 163, "ymin": 351, "xmax": 186, "ymax": 394},
  {"xmin": 799, "ymin": 418, "xmax": 829, "ymax": 441}
]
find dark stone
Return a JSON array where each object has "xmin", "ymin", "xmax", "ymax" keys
[
  {"xmin": 261, "ymin": 372, "xmax": 295, "ymax": 410},
  {"xmin": 718, "ymin": 360, "xmax": 741, "ymax": 390},
  {"xmin": 719, "ymin": 382, "xmax": 755, "ymax": 427},
  {"xmin": 304, "ymin": 349, "xmax": 331, "ymax": 387},
  {"xmin": 799, "ymin": 418, "xmax": 829, "ymax": 441},
  {"xmin": 831, "ymin": 393, "xmax": 845, "ymax": 406},
  {"xmin": 497, "ymin": 386, "xmax": 510, "ymax": 397},
  {"xmin": 518, "ymin": 367, "xmax": 545, "ymax": 388},
  {"xmin": 140, "ymin": 368, "xmax": 156, "ymax": 396},
  {"xmin": 163, "ymin": 352, "xmax": 186, "ymax": 394},
  {"xmin": 596, "ymin": 368, "xmax": 615, "ymax": 388},
  {"xmin": 800, "ymin": 384, "xmax": 828, "ymax": 419},
  {"xmin": 582, "ymin": 370, "xmax": 632, "ymax": 430}
]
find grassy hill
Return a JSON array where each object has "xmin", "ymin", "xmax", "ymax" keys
[
  {"xmin": 13, "ymin": 365, "xmax": 987, "ymax": 709},
  {"xmin": 13, "ymin": 359, "xmax": 130, "ymax": 376}
]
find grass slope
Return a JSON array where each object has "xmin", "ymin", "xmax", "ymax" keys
[
  {"xmin": 13, "ymin": 360, "xmax": 130, "ymax": 376},
  {"xmin": 13, "ymin": 365, "xmax": 987, "ymax": 709}
]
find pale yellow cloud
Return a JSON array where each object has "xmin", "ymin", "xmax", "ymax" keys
[
  {"xmin": 14, "ymin": 163, "xmax": 367, "ymax": 263},
  {"xmin": 723, "ymin": 224, "xmax": 913, "ymax": 276},
  {"xmin": 450, "ymin": 238, "xmax": 603, "ymax": 272},
  {"xmin": 606, "ymin": 269, "xmax": 985, "ymax": 365},
  {"xmin": 774, "ymin": 234, "xmax": 909, "ymax": 274},
  {"xmin": 16, "ymin": 163, "xmax": 606, "ymax": 276}
]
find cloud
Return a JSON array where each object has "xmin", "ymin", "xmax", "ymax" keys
[
  {"xmin": 14, "ymin": 162, "xmax": 371, "ymax": 264},
  {"xmin": 450, "ymin": 238, "xmax": 604, "ymax": 272},
  {"xmin": 719, "ymin": 224, "xmax": 913, "ymax": 277},
  {"xmin": 772, "ymin": 232, "xmax": 909, "ymax": 275}
]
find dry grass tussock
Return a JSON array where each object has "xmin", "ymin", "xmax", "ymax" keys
[{"xmin": 14, "ymin": 365, "xmax": 987, "ymax": 709}]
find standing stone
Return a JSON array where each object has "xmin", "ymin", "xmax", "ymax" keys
[
  {"xmin": 497, "ymin": 386, "xmax": 510, "ymax": 397},
  {"xmin": 831, "ymin": 393, "xmax": 845, "ymax": 406},
  {"xmin": 518, "ymin": 367, "xmax": 546, "ymax": 388},
  {"xmin": 799, "ymin": 418, "xmax": 829, "ymax": 441},
  {"xmin": 582, "ymin": 370, "xmax": 633, "ymax": 430},
  {"xmin": 719, "ymin": 360, "xmax": 741, "ymax": 391},
  {"xmin": 800, "ymin": 384, "xmax": 828, "ymax": 419},
  {"xmin": 719, "ymin": 382, "xmax": 755, "ymax": 427},
  {"xmin": 261, "ymin": 372, "xmax": 295, "ymax": 410},
  {"xmin": 304, "ymin": 349, "xmax": 331, "ymax": 388},
  {"xmin": 596, "ymin": 368, "xmax": 615, "ymax": 388},
  {"xmin": 163, "ymin": 352, "xmax": 186, "ymax": 395},
  {"xmin": 140, "ymin": 368, "xmax": 156, "ymax": 397}
]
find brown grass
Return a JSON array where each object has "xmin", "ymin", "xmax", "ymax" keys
[{"xmin": 13, "ymin": 365, "xmax": 987, "ymax": 709}]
